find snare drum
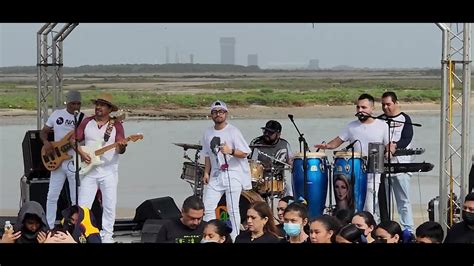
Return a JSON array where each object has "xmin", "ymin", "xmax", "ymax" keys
[
  {"xmin": 292, "ymin": 152, "xmax": 329, "ymax": 218},
  {"xmin": 215, "ymin": 190, "xmax": 265, "ymax": 224},
  {"xmin": 180, "ymin": 162, "xmax": 204, "ymax": 183},
  {"xmin": 333, "ymin": 151, "xmax": 367, "ymax": 212}
]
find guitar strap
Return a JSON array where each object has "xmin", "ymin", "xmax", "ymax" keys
[
  {"xmin": 78, "ymin": 112, "xmax": 85, "ymax": 125},
  {"xmin": 104, "ymin": 117, "xmax": 116, "ymax": 142}
]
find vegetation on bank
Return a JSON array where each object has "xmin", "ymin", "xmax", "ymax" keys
[{"xmin": 0, "ymin": 77, "xmax": 458, "ymax": 110}]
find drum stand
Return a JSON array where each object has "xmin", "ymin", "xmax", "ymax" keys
[
  {"xmin": 325, "ymin": 160, "xmax": 335, "ymax": 215},
  {"xmin": 192, "ymin": 150, "xmax": 203, "ymax": 199},
  {"xmin": 181, "ymin": 147, "xmax": 203, "ymax": 199}
]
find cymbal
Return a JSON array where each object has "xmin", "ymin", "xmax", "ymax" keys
[{"xmin": 173, "ymin": 143, "xmax": 202, "ymax": 150}]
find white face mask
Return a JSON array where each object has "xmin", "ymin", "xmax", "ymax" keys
[{"xmin": 201, "ymin": 238, "xmax": 219, "ymax": 244}]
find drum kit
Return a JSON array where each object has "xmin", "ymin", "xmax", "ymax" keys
[
  {"xmin": 174, "ymin": 142, "xmax": 290, "ymax": 201},
  {"xmin": 174, "ymin": 141, "xmax": 368, "ymax": 219},
  {"xmin": 174, "ymin": 142, "xmax": 204, "ymax": 198}
]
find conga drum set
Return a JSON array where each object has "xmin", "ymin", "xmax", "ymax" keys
[{"xmin": 291, "ymin": 150, "xmax": 368, "ymax": 218}]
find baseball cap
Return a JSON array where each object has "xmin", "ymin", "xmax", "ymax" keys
[
  {"xmin": 210, "ymin": 100, "xmax": 228, "ymax": 112},
  {"xmin": 66, "ymin": 90, "xmax": 81, "ymax": 103},
  {"xmin": 261, "ymin": 120, "xmax": 282, "ymax": 133}
]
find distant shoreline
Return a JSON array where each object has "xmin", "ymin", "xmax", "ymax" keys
[{"xmin": 0, "ymin": 102, "xmax": 447, "ymax": 125}]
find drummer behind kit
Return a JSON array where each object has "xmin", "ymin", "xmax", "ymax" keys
[{"xmin": 250, "ymin": 148, "xmax": 290, "ymax": 198}]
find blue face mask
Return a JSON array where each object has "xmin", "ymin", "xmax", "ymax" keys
[{"xmin": 283, "ymin": 223, "xmax": 301, "ymax": 237}]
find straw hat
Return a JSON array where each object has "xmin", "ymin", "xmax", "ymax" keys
[{"xmin": 91, "ymin": 93, "xmax": 118, "ymax": 112}]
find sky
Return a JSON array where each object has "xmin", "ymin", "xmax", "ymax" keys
[{"xmin": 0, "ymin": 23, "xmax": 447, "ymax": 69}]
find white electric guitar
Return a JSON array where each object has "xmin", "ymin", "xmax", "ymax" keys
[{"xmin": 76, "ymin": 134, "xmax": 144, "ymax": 176}]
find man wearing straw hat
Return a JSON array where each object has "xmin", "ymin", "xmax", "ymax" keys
[{"xmin": 73, "ymin": 92, "xmax": 127, "ymax": 243}]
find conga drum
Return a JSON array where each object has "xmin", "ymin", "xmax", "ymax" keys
[
  {"xmin": 333, "ymin": 151, "xmax": 367, "ymax": 212},
  {"xmin": 291, "ymin": 152, "xmax": 329, "ymax": 218}
]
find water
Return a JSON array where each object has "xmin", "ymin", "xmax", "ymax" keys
[{"xmin": 1, "ymin": 114, "xmax": 472, "ymax": 217}]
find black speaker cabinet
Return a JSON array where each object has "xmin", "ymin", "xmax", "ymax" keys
[
  {"xmin": 20, "ymin": 177, "xmax": 71, "ymax": 222},
  {"xmin": 133, "ymin": 196, "xmax": 181, "ymax": 230},
  {"xmin": 22, "ymin": 130, "xmax": 53, "ymax": 180},
  {"xmin": 140, "ymin": 219, "xmax": 169, "ymax": 243}
]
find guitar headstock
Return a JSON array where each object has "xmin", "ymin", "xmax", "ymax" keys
[{"xmin": 127, "ymin": 133, "xmax": 144, "ymax": 142}]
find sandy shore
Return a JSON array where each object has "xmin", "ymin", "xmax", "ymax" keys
[{"xmin": 0, "ymin": 102, "xmax": 446, "ymax": 125}]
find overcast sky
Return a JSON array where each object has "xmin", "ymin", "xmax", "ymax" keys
[{"xmin": 0, "ymin": 23, "xmax": 447, "ymax": 69}]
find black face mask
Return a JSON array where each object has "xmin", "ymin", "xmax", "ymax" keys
[
  {"xmin": 374, "ymin": 238, "xmax": 388, "ymax": 244},
  {"xmin": 462, "ymin": 211, "xmax": 474, "ymax": 226}
]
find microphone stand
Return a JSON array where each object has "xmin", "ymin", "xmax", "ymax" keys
[
  {"xmin": 194, "ymin": 149, "xmax": 202, "ymax": 199},
  {"xmin": 288, "ymin": 115, "xmax": 310, "ymax": 212},
  {"xmin": 73, "ymin": 112, "xmax": 80, "ymax": 206},
  {"xmin": 362, "ymin": 113, "xmax": 420, "ymax": 221}
]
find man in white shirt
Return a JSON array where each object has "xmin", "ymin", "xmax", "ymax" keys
[
  {"xmin": 74, "ymin": 92, "xmax": 127, "ymax": 243},
  {"xmin": 314, "ymin": 93, "xmax": 389, "ymax": 222},
  {"xmin": 40, "ymin": 90, "xmax": 83, "ymax": 229},
  {"xmin": 201, "ymin": 100, "xmax": 252, "ymax": 241}
]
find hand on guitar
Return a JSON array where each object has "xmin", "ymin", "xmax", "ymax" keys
[
  {"xmin": 42, "ymin": 140, "xmax": 54, "ymax": 156},
  {"xmin": 116, "ymin": 139, "xmax": 128, "ymax": 154},
  {"xmin": 78, "ymin": 148, "xmax": 91, "ymax": 165}
]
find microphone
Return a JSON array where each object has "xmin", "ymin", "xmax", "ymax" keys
[
  {"xmin": 288, "ymin": 114, "xmax": 294, "ymax": 121},
  {"xmin": 355, "ymin": 112, "xmax": 369, "ymax": 119},
  {"xmin": 344, "ymin": 140, "xmax": 358, "ymax": 150}
]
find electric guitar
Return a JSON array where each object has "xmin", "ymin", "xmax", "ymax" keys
[
  {"xmin": 76, "ymin": 133, "xmax": 143, "ymax": 176},
  {"xmin": 41, "ymin": 114, "xmax": 126, "ymax": 171},
  {"xmin": 41, "ymin": 130, "xmax": 75, "ymax": 171},
  {"xmin": 392, "ymin": 148, "xmax": 425, "ymax": 157}
]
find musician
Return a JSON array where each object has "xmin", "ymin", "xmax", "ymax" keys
[
  {"xmin": 249, "ymin": 120, "xmax": 293, "ymax": 197},
  {"xmin": 40, "ymin": 90, "xmax": 83, "ymax": 229},
  {"xmin": 201, "ymin": 100, "xmax": 252, "ymax": 241},
  {"xmin": 379, "ymin": 91, "xmax": 415, "ymax": 233},
  {"xmin": 72, "ymin": 92, "xmax": 127, "ymax": 243},
  {"xmin": 314, "ymin": 93, "xmax": 389, "ymax": 223}
]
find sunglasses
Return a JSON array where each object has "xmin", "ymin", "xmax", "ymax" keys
[{"xmin": 211, "ymin": 110, "xmax": 227, "ymax": 115}]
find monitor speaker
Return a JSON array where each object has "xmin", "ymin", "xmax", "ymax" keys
[
  {"xmin": 133, "ymin": 196, "xmax": 181, "ymax": 230},
  {"xmin": 22, "ymin": 130, "xmax": 53, "ymax": 180},
  {"xmin": 20, "ymin": 177, "xmax": 71, "ymax": 222}
]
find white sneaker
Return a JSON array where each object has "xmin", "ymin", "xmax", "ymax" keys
[
  {"xmin": 100, "ymin": 231, "xmax": 115, "ymax": 243},
  {"xmin": 101, "ymin": 235, "xmax": 116, "ymax": 243}
]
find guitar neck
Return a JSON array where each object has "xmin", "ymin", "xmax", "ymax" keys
[{"xmin": 94, "ymin": 137, "xmax": 131, "ymax": 156}]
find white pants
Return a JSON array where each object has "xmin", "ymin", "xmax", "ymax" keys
[
  {"xmin": 203, "ymin": 180, "xmax": 242, "ymax": 242},
  {"xmin": 78, "ymin": 171, "xmax": 118, "ymax": 238},
  {"xmin": 364, "ymin": 173, "xmax": 381, "ymax": 224},
  {"xmin": 46, "ymin": 161, "xmax": 77, "ymax": 229}
]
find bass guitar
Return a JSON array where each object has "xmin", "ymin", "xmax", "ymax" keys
[{"xmin": 41, "ymin": 130, "xmax": 75, "ymax": 171}]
